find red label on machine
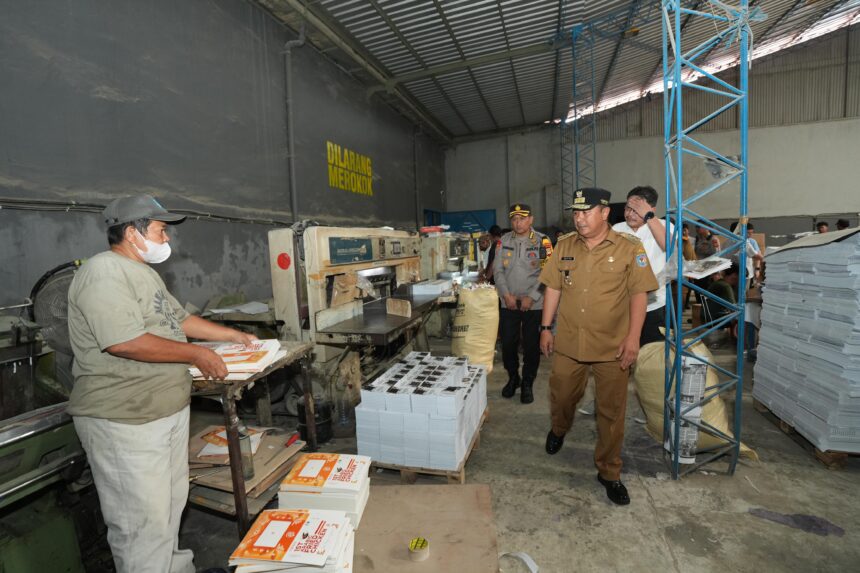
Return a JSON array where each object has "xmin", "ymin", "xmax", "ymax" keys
[{"xmin": 277, "ymin": 253, "xmax": 292, "ymax": 270}]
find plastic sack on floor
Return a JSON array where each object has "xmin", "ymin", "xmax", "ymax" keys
[
  {"xmin": 451, "ymin": 287, "xmax": 499, "ymax": 372},
  {"xmin": 633, "ymin": 340, "xmax": 758, "ymax": 461}
]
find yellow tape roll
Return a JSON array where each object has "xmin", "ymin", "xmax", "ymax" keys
[{"xmin": 408, "ymin": 537, "xmax": 430, "ymax": 562}]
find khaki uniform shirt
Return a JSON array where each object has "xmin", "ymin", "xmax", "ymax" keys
[
  {"xmin": 67, "ymin": 251, "xmax": 192, "ymax": 424},
  {"xmin": 539, "ymin": 228, "xmax": 659, "ymax": 362},
  {"xmin": 494, "ymin": 229, "xmax": 553, "ymax": 310}
]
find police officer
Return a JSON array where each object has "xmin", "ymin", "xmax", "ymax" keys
[
  {"xmin": 538, "ymin": 188, "xmax": 658, "ymax": 505},
  {"xmin": 494, "ymin": 203, "xmax": 553, "ymax": 404}
]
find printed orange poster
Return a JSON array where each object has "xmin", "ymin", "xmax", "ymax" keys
[
  {"xmin": 281, "ymin": 453, "xmax": 339, "ymax": 490},
  {"xmin": 230, "ymin": 510, "xmax": 307, "ymax": 562}
]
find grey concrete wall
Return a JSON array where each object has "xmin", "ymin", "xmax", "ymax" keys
[
  {"xmin": 446, "ymin": 118, "xmax": 860, "ymax": 236},
  {"xmin": 0, "ymin": 210, "xmax": 273, "ymax": 309},
  {"xmin": 0, "ymin": 0, "xmax": 445, "ymax": 308},
  {"xmin": 444, "ymin": 131, "xmax": 561, "ymax": 228}
]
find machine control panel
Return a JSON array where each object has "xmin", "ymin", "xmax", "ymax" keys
[{"xmin": 328, "ymin": 235, "xmax": 419, "ymax": 266}]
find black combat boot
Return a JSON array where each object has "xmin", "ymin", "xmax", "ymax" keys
[
  {"xmin": 520, "ymin": 379, "xmax": 534, "ymax": 404},
  {"xmin": 501, "ymin": 374, "xmax": 520, "ymax": 398}
]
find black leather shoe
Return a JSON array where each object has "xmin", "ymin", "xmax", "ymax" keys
[
  {"xmin": 520, "ymin": 381, "xmax": 534, "ymax": 404},
  {"xmin": 545, "ymin": 430, "xmax": 564, "ymax": 454},
  {"xmin": 501, "ymin": 375, "xmax": 520, "ymax": 398},
  {"xmin": 597, "ymin": 474, "xmax": 630, "ymax": 505}
]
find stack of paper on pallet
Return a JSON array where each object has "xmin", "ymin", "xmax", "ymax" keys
[
  {"xmin": 230, "ymin": 509, "xmax": 353, "ymax": 573},
  {"xmin": 753, "ymin": 231, "xmax": 860, "ymax": 453},
  {"xmin": 356, "ymin": 352, "xmax": 486, "ymax": 471},
  {"xmin": 189, "ymin": 339, "xmax": 282, "ymax": 380},
  {"xmin": 278, "ymin": 453, "xmax": 370, "ymax": 528}
]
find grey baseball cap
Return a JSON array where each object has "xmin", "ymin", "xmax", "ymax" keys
[{"xmin": 103, "ymin": 195, "xmax": 186, "ymax": 226}]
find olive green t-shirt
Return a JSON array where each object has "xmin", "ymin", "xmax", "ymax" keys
[{"xmin": 67, "ymin": 251, "xmax": 192, "ymax": 424}]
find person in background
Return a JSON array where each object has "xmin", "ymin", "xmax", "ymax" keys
[
  {"xmin": 483, "ymin": 224, "xmax": 503, "ymax": 284},
  {"xmin": 703, "ymin": 264, "xmax": 739, "ymax": 325},
  {"xmin": 729, "ymin": 221, "xmax": 764, "ymax": 290},
  {"xmin": 693, "ymin": 221, "xmax": 721, "ymax": 301},
  {"xmin": 477, "ymin": 233, "xmax": 492, "ymax": 282},
  {"xmin": 836, "ymin": 219, "xmax": 850, "ymax": 231},
  {"xmin": 493, "ymin": 204, "xmax": 552, "ymax": 404},
  {"xmin": 611, "ymin": 185, "xmax": 671, "ymax": 345},
  {"xmin": 682, "ymin": 223, "xmax": 696, "ymax": 309},
  {"xmin": 682, "ymin": 223, "xmax": 696, "ymax": 261},
  {"xmin": 694, "ymin": 222, "xmax": 720, "ymax": 259},
  {"xmin": 67, "ymin": 195, "xmax": 257, "ymax": 573},
  {"xmin": 817, "ymin": 221, "xmax": 829, "ymax": 234}
]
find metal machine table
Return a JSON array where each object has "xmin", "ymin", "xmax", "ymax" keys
[
  {"xmin": 314, "ymin": 295, "xmax": 438, "ymax": 347},
  {"xmin": 191, "ymin": 340, "xmax": 314, "ymax": 535}
]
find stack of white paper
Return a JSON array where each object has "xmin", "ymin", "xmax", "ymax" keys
[
  {"xmin": 412, "ymin": 279, "xmax": 453, "ymax": 296},
  {"xmin": 278, "ymin": 453, "xmax": 370, "ymax": 529},
  {"xmin": 357, "ymin": 352, "xmax": 487, "ymax": 470},
  {"xmin": 230, "ymin": 509, "xmax": 353, "ymax": 573},
  {"xmin": 753, "ymin": 232, "xmax": 860, "ymax": 453}
]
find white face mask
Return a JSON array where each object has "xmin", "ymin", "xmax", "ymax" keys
[{"xmin": 134, "ymin": 230, "xmax": 172, "ymax": 264}]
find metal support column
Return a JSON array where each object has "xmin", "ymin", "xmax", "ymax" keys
[
  {"xmin": 662, "ymin": 0, "xmax": 760, "ymax": 478},
  {"xmin": 570, "ymin": 23, "xmax": 597, "ymax": 194},
  {"xmin": 561, "ymin": 1, "xmax": 667, "ymax": 219}
]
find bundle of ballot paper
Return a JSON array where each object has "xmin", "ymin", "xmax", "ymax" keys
[
  {"xmin": 753, "ymin": 231, "xmax": 860, "ymax": 453},
  {"xmin": 278, "ymin": 453, "xmax": 370, "ymax": 528},
  {"xmin": 356, "ymin": 352, "xmax": 487, "ymax": 470},
  {"xmin": 230, "ymin": 509, "xmax": 353, "ymax": 573}
]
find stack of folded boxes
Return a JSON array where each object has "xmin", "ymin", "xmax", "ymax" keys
[
  {"xmin": 753, "ymin": 232, "xmax": 860, "ymax": 453},
  {"xmin": 356, "ymin": 352, "xmax": 487, "ymax": 470}
]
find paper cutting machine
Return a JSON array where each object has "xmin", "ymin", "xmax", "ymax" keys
[{"xmin": 268, "ymin": 226, "xmax": 428, "ymax": 363}]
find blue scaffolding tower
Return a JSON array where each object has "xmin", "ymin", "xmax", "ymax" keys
[
  {"xmin": 662, "ymin": 0, "xmax": 760, "ymax": 478},
  {"xmin": 561, "ymin": 1, "xmax": 667, "ymax": 218},
  {"xmin": 560, "ymin": 23, "xmax": 596, "ymax": 222}
]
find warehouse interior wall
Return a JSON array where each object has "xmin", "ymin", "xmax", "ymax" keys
[
  {"xmin": 0, "ymin": 0, "xmax": 445, "ymax": 308},
  {"xmin": 446, "ymin": 117, "xmax": 860, "ymax": 243},
  {"xmin": 446, "ymin": 24, "xmax": 860, "ymax": 242}
]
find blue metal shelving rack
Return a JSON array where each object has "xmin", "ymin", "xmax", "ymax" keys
[{"xmin": 662, "ymin": 0, "xmax": 759, "ymax": 478}]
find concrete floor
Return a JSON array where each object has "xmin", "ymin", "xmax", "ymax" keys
[{"xmin": 180, "ymin": 338, "xmax": 860, "ymax": 573}]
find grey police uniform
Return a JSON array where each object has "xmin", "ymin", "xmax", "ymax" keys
[
  {"xmin": 493, "ymin": 229, "xmax": 552, "ymax": 310},
  {"xmin": 494, "ymin": 228, "xmax": 553, "ymax": 398}
]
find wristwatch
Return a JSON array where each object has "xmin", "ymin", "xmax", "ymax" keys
[
  {"xmin": 539, "ymin": 325, "xmax": 553, "ymax": 332},
  {"xmin": 643, "ymin": 211, "xmax": 656, "ymax": 222}
]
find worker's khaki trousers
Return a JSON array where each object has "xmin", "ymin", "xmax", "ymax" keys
[
  {"xmin": 549, "ymin": 352, "xmax": 629, "ymax": 481},
  {"xmin": 73, "ymin": 406, "xmax": 194, "ymax": 573}
]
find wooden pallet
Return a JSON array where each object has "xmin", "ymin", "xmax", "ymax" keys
[
  {"xmin": 372, "ymin": 408, "xmax": 488, "ymax": 485},
  {"xmin": 753, "ymin": 399, "xmax": 857, "ymax": 470}
]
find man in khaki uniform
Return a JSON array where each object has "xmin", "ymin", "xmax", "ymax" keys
[{"xmin": 538, "ymin": 187, "xmax": 658, "ymax": 505}]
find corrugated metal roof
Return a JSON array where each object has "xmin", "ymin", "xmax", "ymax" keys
[{"xmin": 255, "ymin": 1, "xmax": 860, "ymax": 142}]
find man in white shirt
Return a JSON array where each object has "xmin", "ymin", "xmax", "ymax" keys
[
  {"xmin": 612, "ymin": 186, "xmax": 671, "ymax": 345},
  {"xmin": 729, "ymin": 221, "xmax": 764, "ymax": 288}
]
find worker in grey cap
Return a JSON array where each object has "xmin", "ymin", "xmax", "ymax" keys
[
  {"xmin": 67, "ymin": 194, "xmax": 256, "ymax": 573},
  {"xmin": 494, "ymin": 203, "xmax": 553, "ymax": 404}
]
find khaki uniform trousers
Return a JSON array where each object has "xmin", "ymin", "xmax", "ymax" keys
[{"xmin": 549, "ymin": 351, "xmax": 629, "ymax": 481}]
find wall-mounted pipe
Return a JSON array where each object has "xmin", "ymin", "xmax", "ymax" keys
[{"xmin": 285, "ymin": 24, "xmax": 306, "ymax": 223}]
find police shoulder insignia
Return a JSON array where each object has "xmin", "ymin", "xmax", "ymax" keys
[
  {"xmin": 541, "ymin": 236, "xmax": 553, "ymax": 257},
  {"xmin": 636, "ymin": 253, "xmax": 648, "ymax": 267}
]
